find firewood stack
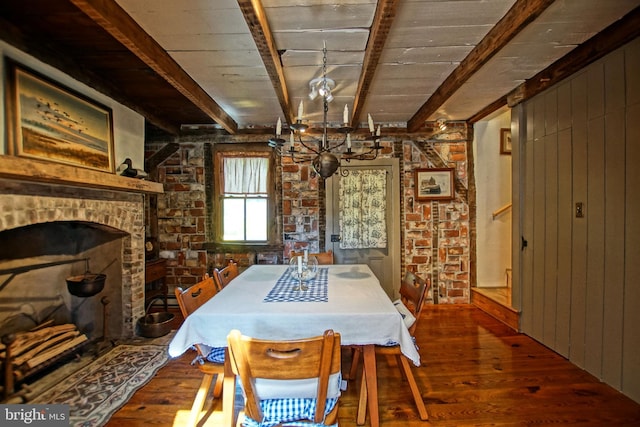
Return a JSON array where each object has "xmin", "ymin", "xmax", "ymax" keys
[{"xmin": 1, "ymin": 321, "xmax": 88, "ymax": 399}]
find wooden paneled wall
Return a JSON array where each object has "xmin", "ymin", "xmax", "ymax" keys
[{"xmin": 516, "ymin": 37, "xmax": 640, "ymax": 403}]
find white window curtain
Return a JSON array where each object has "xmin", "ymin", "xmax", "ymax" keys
[
  {"xmin": 339, "ymin": 169, "xmax": 387, "ymax": 249},
  {"xmin": 223, "ymin": 157, "xmax": 268, "ymax": 194}
]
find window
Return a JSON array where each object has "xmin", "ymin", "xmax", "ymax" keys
[
  {"xmin": 222, "ymin": 157, "xmax": 268, "ymax": 241},
  {"xmin": 212, "ymin": 145, "xmax": 278, "ymax": 244}
]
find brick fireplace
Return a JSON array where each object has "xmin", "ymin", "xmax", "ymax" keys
[{"xmin": 0, "ymin": 178, "xmax": 148, "ymax": 341}]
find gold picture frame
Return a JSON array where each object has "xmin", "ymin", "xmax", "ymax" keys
[
  {"xmin": 500, "ymin": 128, "xmax": 512, "ymax": 155},
  {"xmin": 414, "ymin": 168, "xmax": 455, "ymax": 201},
  {"xmin": 5, "ymin": 60, "xmax": 115, "ymax": 172}
]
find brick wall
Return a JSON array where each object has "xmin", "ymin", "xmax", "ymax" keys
[
  {"xmin": 153, "ymin": 142, "xmax": 209, "ymax": 290},
  {"xmin": 282, "ymin": 158, "xmax": 321, "ymax": 255},
  {"xmin": 402, "ymin": 123, "xmax": 471, "ymax": 303},
  {"xmin": 147, "ymin": 125, "xmax": 472, "ymax": 304}
]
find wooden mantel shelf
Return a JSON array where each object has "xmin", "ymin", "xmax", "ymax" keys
[{"xmin": 0, "ymin": 155, "xmax": 163, "ymax": 194}]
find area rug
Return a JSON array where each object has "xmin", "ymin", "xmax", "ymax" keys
[{"xmin": 32, "ymin": 344, "xmax": 169, "ymax": 427}]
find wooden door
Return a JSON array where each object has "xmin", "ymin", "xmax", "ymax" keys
[{"xmin": 325, "ymin": 158, "xmax": 400, "ymax": 298}]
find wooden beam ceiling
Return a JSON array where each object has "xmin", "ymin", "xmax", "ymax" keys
[
  {"xmin": 0, "ymin": 13, "xmax": 186, "ymax": 135},
  {"xmin": 407, "ymin": 0, "xmax": 556, "ymax": 132},
  {"xmin": 2, "ymin": 0, "xmax": 634, "ymax": 136},
  {"xmin": 70, "ymin": 0, "xmax": 238, "ymax": 134},
  {"xmin": 508, "ymin": 6, "xmax": 640, "ymax": 108},
  {"xmin": 237, "ymin": 0, "xmax": 293, "ymax": 125},
  {"xmin": 350, "ymin": 0, "xmax": 400, "ymax": 128},
  {"xmin": 237, "ymin": 0, "xmax": 399, "ymax": 129}
]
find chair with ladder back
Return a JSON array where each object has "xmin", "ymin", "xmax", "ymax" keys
[
  {"xmin": 227, "ymin": 328, "xmax": 342, "ymax": 426},
  {"xmin": 213, "ymin": 260, "xmax": 240, "ymax": 291},
  {"xmin": 349, "ymin": 270, "xmax": 430, "ymax": 421},
  {"xmin": 175, "ymin": 274, "xmax": 234, "ymax": 426}
]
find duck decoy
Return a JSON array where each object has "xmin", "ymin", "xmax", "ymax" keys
[{"xmin": 116, "ymin": 158, "xmax": 147, "ymax": 178}]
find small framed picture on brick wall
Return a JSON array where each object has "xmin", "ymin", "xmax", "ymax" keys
[{"xmin": 414, "ymin": 168, "xmax": 455, "ymax": 201}]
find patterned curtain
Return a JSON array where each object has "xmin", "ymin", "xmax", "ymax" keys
[{"xmin": 339, "ymin": 169, "xmax": 387, "ymax": 249}]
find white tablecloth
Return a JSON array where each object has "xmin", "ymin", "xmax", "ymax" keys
[{"xmin": 168, "ymin": 264, "xmax": 420, "ymax": 366}]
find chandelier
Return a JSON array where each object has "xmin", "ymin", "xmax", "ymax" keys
[{"xmin": 268, "ymin": 43, "xmax": 383, "ymax": 179}]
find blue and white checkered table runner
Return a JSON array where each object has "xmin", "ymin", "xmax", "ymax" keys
[{"xmin": 263, "ymin": 268, "xmax": 329, "ymax": 302}]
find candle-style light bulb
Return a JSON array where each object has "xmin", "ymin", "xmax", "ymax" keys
[
  {"xmin": 276, "ymin": 117, "xmax": 281, "ymax": 136},
  {"xmin": 297, "ymin": 100, "xmax": 304, "ymax": 121},
  {"xmin": 376, "ymin": 125, "xmax": 381, "ymax": 137},
  {"xmin": 343, "ymin": 104, "xmax": 349, "ymax": 125},
  {"xmin": 368, "ymin": 114, "xmax": 374, "ymax": 133},
  {"xmin": 347, "ymin": 133, "xmax": 352, "ymax": 149}
]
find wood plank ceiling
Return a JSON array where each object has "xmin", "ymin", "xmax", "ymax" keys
[{"xmin": 0, "ymin": 0, "xmax": 638, "ymax": 136}]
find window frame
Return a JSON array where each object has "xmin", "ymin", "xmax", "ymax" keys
[{"xmin": 212, "ymin": 143, "xmax": 279, "ymax": 245}]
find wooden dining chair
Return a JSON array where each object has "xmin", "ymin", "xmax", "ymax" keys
[
  {"xmin": 212, "ymin": 260, "xmax": 239, "ymax": 291},
  {"xmin": 174, "ymin": 274, "xmax": 232, "ymax": 427},
  {"xmin": 349, "ymin": 270, "xmax": 430, "ymax": 421},
  {"xmin": 291, "ymin": 249, "xmax": 334, "ymax": 265},
  {"xmin": 227, "ymin": 329, "xmax": 342, "ymax": 427}
]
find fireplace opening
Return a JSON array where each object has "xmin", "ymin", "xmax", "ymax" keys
[
  {"xmin": 0, "ymin": 221, "xmax": 127, "ymax": 336},
  {"xmin": 0, "ymin": 220, "xmax": 129, "ymax": 400}
]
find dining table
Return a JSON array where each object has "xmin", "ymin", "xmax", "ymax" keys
[{"xmin": 168, "ymin": 263, "xmax": 421, "ymax": 427}]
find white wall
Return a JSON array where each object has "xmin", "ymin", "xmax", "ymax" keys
[
  {"xmin": 473, "ymin": 110, "xmax": 512, "ymax": 287},
  {"xmin": 0, "ymin": 41, "xmax": 145, "ymax": 169}
]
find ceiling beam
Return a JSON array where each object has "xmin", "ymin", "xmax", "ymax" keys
[
  {"xmin": 238, "ymin": 0, "xmax": 293, "ymax": 124},
  {"xmin": 407, "ymin": 0, "xmax": 555, "ymax": 132},
  {"xmin": 467, "ymin": 95, "xmax": 508, "ymax": 124},
  {"xmin": 69, "ymin": 0, "xmax": 238, "ymax": 134},
  {"xmin": 508, "ymin": 6, "xmax": 640, "ymax": 107},
  {"xmin": 350, "ymin": 0, "xmax": 400, "ymax": 129},
  {"xmin": 0, "ymin": 15, "xmax": 183, "ymax": 135}
]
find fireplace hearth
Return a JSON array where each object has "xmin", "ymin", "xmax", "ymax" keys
[
  {"xmin": 0, "ymin": 174, "xmax": 155, "ymax": 401},
  {"xmin": 0, "ymin": 180, "xmax": 146, "ymax": 335}
]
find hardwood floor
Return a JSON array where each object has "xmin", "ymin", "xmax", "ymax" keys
[{"xmin": 106, "ymin": 305, "xmax": 640, "ymax": 426}]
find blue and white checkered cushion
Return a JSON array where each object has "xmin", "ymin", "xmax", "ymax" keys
[
  {"xmin": 240, "ymin": 373, "xmax": 341, "ymax": 427},
  {"xmin": 241, "ymin": 397, "xmax": 339, "ymax": 427},
  {"xmin": 189, "ymin": 345, "xmax": 226, "ymax": 364},
  {"xmin": 205, "ymin": 346, "xmax": 226, "ymax": 363}
]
